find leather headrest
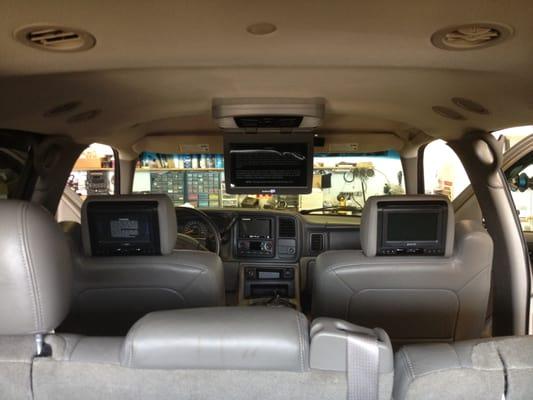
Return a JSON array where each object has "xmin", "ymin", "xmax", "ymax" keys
[
  {"xmin": 121, "ymin": 307, "xmax": 309, "ymax": 371},
  {"xmin": 81, "ymin": 194, "xmax": 177, "ymax": 256},
  {"xmin": 0, "ymin": 201, "xmax": 71, "ymax": 335},
  {"xmin": 360, "ymin": 195, "xmax": 455, "ymax": 257}
]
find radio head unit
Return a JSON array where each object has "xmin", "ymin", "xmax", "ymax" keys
[
  {"xmin": 239, "ymin": 217, "xmax": 272, "ymax": 239},
  {"xmin": 237, "ymin": 217, "xmax": 274, "ymax": 258}
]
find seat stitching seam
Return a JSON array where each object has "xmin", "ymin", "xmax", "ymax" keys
[
  {"xmin": 82, "ymin": 260, "xmax": 208, "ymax": 271},
  {"xmin": 325, "ymin": 259, "xmax": 452, "ymax": 273},
  {"xmin": 295, "ymin": 312, "xmax": 304, "ymax": 371},
  {"xmin": 177, "ymin": 269, "xmax": 207, "ymax": 295},
  {"xmin": 456, "ymin": 264, "xmax": 492, "ymax": 292},
  {"xmin": 126, "ymin": 318, "xmax": 144, "ymax": 367},
  {"xmin": 330, "ymin": 270, "xmax": 357, "ymax": 319},
  {"xmin": 68, "ymin": 336, "xmax": 84, "ymax": 360},
  {"xmin": 401, "ymin": 348, "xmax": 416, "ymax": 379},
  {"xmin": 24, "ymin": 205, "xmax": 44, "ymax": 330},
  {"xmin": 0, "ymin": 360, "xmax": 32, "ymax": 364},
  {"xmin": 76, "ymin": 288, "xmax": 186, "ymax": 303},
  {"xmin": 450, "ymin": 343, "xmax": 461, "ymax": 367},
  {"xmin": 410, "ymin": 365, "xmax": 494, "ymax": 379},
  {"xmin": 18, "ymin": 202, "xmax": 39, "ymax": 332}
]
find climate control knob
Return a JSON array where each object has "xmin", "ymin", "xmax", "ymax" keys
[{"xmin": 262, "ymin": 241, "xmax": 273, "ymax": 252}]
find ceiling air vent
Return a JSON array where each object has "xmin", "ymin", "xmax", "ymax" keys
[
  {"xmin": 278, "ymin": 218, "xmax": 296, "ymax": 238},
  {"xmin": 43, "ymin": 101, "xmax": 82, "ymax": 117},
  {"xmin": 431, "ymin": 23, "xmax": 513, "ymax": 51},
  {"xmin": 66, "ymin": 109, "xmax": 101, "ymax": 124},
  {"xmin": 310, "ymin": 233, "xmax": 324, "ymax": 254},
  {"xmin": 451, "ymin": 97, "xmax": 490, "ymax": 115},
  {"xmin": 432, "ymin": 106, "xmax": 466, "ymax": 121},
  {"xmin": 15, "ymin": 25, "xmax": 96, "ymax": 52}
]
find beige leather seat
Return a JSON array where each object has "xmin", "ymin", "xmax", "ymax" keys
[
  {"xmin": 393, "ymin": 335, "xmax": 533, "ymax": 400},
  {"xmin": 65, "ymin": 194, "xmax": 225, "ymax": 335},
  {"xmin": 0, "ymin": 200, "xmax": 72, "ymax": 399},
  {"xmin": 0, "ymin": 200, "xmax": 394, "ymax": 400},
  {"xmin": 39, "ymin": 306, "xmax": 395, "ymax": 400},
  {"xmin": 312, "ymin": 195, "xmax": 494, "ymax": 345}
]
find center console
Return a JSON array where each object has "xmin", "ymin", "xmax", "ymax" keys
[
  {"xmin": 235, "ymin": 214, "xmax": 300, "ymax": 309},
  {"xmin": 238, "ymin": 263, "xmax": 300, "ymax": 310}
]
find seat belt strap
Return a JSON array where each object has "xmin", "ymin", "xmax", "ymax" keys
[{"xmin": 346, "ymin": 333, "xmax": 380, "ymax": 400}]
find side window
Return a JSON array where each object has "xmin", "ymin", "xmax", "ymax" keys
[
  {"xmin": 493, "ymin": 125, "xmax": 533, "ymax": 153},
  {"xmin": 0, "ymin": 148, "xmax": 28, "ymax": 200},
  {"xmin": 57, "ymin": 143, "xmax": 116, "ymax": 223},
  {"xmin": 507, "ymin": 155, "xmax": 533, "ymax": 232},
  {"xmin": 423, "ymin": 140, "xmax": 470, "ymax": 200},
  {"xmin": 0, "ymin": 136, "xmax": 32, "ymax": 200}
]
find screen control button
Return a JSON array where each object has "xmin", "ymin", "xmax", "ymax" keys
[
  {"xmin": 245, "ymin": 268, "xmax": 256, "ymax": 280},
  {"xmin": 283, "ymin": 268, "xmax": 294, "ymax": 279}
]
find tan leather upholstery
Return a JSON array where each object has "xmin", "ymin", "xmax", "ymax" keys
[
  {"xmin": 0, "ymin": 200, "xmax": 73, "ymax": 400},
  {"xmin": 393, "ymin": 336, "xmax": 533, "ymax": 400},
  {"xmin": 68, "ymin": 195, "xmax": 225, "ymax": 334},
  {"xmin": 120, "ymin": 307, "xmax": 309, "ymax": 371},
  {"xmin": 312, "ymin": 196, "xmax": 493, "ymax": 345},
  {"xmin": 0, "ymin": 200, "xmax": 71, "ymax": 335}
]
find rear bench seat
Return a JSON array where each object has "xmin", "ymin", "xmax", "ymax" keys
[
  {"xmin": 393, "ymin": 336, "xmax": 533, "ymax": 400},
  {"xmin": 34, "ymin": 307, "xmax": 393, "ymax": 400}
]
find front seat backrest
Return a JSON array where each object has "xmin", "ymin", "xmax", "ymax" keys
[
  {"xmin": 67, "ymin": 194, "xmax": 225, "ymax": 335},
  {"xmin": 312, "ymin": 195, "xmax": 493, "ymax": 345},
  {"xmin": 0, "ymin": 200, "xmax": 71, "ymax": 399}
]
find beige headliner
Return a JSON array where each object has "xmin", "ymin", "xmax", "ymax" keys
[{"xmin": 1, "ymin": 0, "xmax": 533, "ymax": 156}]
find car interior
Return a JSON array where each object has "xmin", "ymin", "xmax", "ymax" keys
[{"xmin": 1, "ymin": 1, "xmax": 533, "ymax": 399}]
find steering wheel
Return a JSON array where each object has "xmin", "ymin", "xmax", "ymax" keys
[{"xmin": 174, "ymin": 207, "xmax": 221, "ymax": 256}]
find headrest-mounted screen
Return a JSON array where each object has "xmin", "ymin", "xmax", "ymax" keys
[
  {"xmin": 377, "ymin": 201, "xmax": 447, "ymax": 256},
  {"xmin": 361, "ymin": 195, "xmax": 454, "ymax": 257},
  {"xmin": 86, "ymin": 201, "xmax": 161, "ymax": 256}
]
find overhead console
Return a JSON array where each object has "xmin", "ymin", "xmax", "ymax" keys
[
  {"xmin": 212, "ymin": 97, "xmax": 325, "ymax": 132},
  {"xmin": 214, "ymin": 97, "xmax": 322, "ymax": 195}
]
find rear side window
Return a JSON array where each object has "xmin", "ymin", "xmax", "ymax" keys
[
  {"xmin": 65, "ymin": 143, "xmax": 116, "ymax": 199},
  {"xmin": 57, "ymin": 143, "xmax": 117, "ymax": 223},
  {"xmin": 506, "ymin": 153, "xmax": 533, "ymax": 232},
  {"xmin": 423, "ymin": 140, "xmax": 470, "ymax": 200}
]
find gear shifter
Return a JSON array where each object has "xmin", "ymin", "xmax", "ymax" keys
[{"xmin": 251, "ymin": 292, "xmax": 296, "ymax": 309}]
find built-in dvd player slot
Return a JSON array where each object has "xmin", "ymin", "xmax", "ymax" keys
[{"xmin": 236, "ymin": 216, "xmax": 275, "ymax": 258}]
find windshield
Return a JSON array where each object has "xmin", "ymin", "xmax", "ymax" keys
[{"xmin": 132, "ymin": 151, "xmax": 405, "ymax": 214}]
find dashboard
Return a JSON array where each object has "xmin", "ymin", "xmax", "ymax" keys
[
  {"xmin": 175, "ymin": 208, "xmax": 362, "ymax": 261},
  {"xmin": 175, "ymin": 207, "xmax": 362, "ymax": 299}
]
